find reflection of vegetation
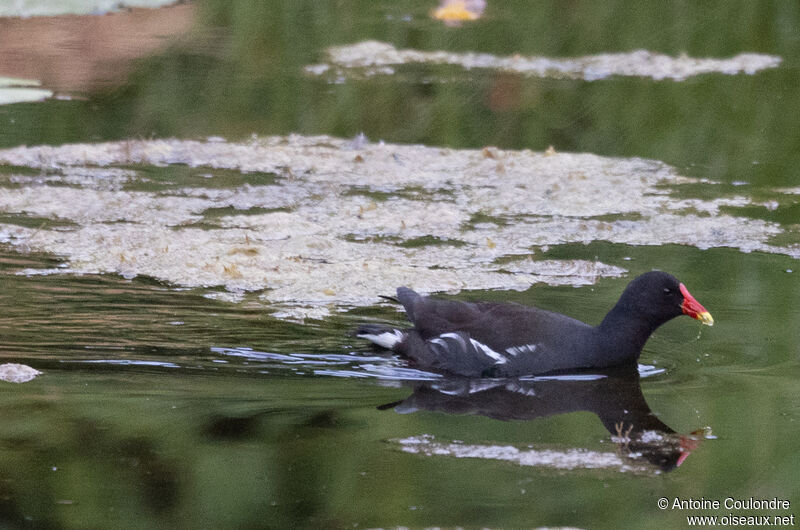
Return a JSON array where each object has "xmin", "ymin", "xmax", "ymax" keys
[{"xmin": 1, "ymin": 1, "xmax": 798, "ymax": 187}]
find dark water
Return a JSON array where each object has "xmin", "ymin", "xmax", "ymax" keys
[{"xmin": 1, "ymin": 1, "xmax": 800, "ymax": 528}]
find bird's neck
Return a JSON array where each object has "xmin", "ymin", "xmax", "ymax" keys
[{"xmin": 596, "ymin": 305, "xmax": 661, "ymax": 364}]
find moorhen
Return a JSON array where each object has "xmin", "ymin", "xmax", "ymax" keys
[{"xmin": 357, "ymin": 271, "xmax": 713, "ymax": 377}]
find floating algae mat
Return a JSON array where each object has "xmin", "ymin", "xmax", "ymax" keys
[
  {"xmin": 0, "ymin": 135, "xmax": 796, "ymax": 319},
  {"xmin": 391, "ymin": 434, "xmax": 648, "ymax": 473},
  {"xmin": 305, "ymin": 41, "xmax": 781, "ymax": 82}
]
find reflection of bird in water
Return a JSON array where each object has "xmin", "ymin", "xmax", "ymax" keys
[{"xmin": 380, "ymin": 365, "xmax": 705, "ymax": 472}]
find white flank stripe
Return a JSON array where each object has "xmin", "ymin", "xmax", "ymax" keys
[
  {"xmin": 469, "ymin": 338, "xmax": 507, "ymax": 364},
  {"xmin": 430, "ymin": 338, "xmax": 447, "ymax": 348},
  {"xmin": 358, "ymin": 329, "xmax": 405, "ymax": 349},
  {"xmin": 506, "ymin": 343, "xmax": 538, "ymax": 356},
  {"xmin": 439, "ymin": 332, "xmax": 467, "ymax": 350}
]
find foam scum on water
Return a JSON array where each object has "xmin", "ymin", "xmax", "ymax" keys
[{"xmin": 0, "ymin": 135, "xmax": 795, "ymax": 319}]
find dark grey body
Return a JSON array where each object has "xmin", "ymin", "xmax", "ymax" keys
[{"xmin": 359, "ymin": 272, "xmax": 691, "ymax": 377}]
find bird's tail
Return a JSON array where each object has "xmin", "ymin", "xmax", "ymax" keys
[{"xmin": 356, "ymin": 324, "xmax": 406, "ymax": 349}]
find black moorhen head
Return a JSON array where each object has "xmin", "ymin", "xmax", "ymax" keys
[{"xmin": 357, "ymin": 271, "xmax": 712, "ymax": 377}]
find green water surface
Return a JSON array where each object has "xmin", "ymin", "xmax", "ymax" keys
[{"xmin": 1, "ymin": 1, "xmax": 799, "ymax": 528}]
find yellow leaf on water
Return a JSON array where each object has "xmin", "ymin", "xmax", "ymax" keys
[{"xmin": 433, "ymin": 0, "xmax": 484, "ymax": 23}]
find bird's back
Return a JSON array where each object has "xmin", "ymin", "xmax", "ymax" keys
[{"xmin": 396, "ymin": 288, "xmax": 598, "ymax": 375}]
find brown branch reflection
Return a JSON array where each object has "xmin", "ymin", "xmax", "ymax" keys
[{"xmin": 0, "ymin": 4, "xmax": 195, "ymax": 92}]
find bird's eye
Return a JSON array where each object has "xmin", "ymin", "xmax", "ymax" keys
[{"xmin": 663, "ymin": 287, "xmax": 672, "ymax": 295}]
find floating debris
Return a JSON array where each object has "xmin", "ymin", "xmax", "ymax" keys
[
  {"xmin": 305, "ymin": 41, "xmax": 781, "ymax": 82},
  {"xmin": 433, "ymin": 0, "xmax": 486, "ymax": 25},
  {"xmin": 0, "ymin": 135, "xmax": 796, "ymax": 320},
  {"xmin": 0, "ymin": 363, "xmax": 41, "ymax": 383},
  {"xmin": 392, "ymin": 434, "xmax": 648, "ymax": 472},
  {"xmin": 499, "ymin": 259, "xmax": 626, "ymax": 285}
]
